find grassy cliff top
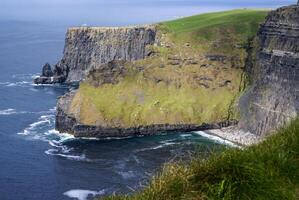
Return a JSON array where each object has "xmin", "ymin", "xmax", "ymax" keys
[
  {"xmin": 163, "ymin": 9, "xmax": 267, "ymax": 35},
  {"xmin": 160, "ymin": 9, "xmax": 268, "ymax": 54},
  {"xmin": 69, "ymin": 9, "xmax": 268, "ymax": 128}
]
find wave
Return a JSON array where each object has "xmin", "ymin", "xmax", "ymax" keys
[
  {"xmin": 135, "ymin": 141, "xmax": 178, "ymax": 152},
  {"xmin": 17, "ymin": 115, "xmax": 52, "ymax": 136},
  {"xmin": 17, "ymin": 112, "xmax": 96, "ymax": 162},
  {"xmin": 0, "ymin": 81, "xmax": 32, "ymax": 87},
  {"xmin": 31, "ymin": 83, "xmax": 70, "ymax": 88},
  {"xmin": 63, "ymin": 189, "xmax": 106, "ymax": 200},
  {"xmin": 0, "ymin": 108, "xmax": 18, "ymax": 115},
  {"xmin": 0, "ymin": 107, "xmax": 56, "ymax": 116},
  {"xmin": 7, "ymin": 81, "xmax": 31, "ymax": 87},
  {"xmin": 180, "ymin": 133, "xmax": 193, "ymax": 138},
  {"xmin": 194, "ymin": 131, "xmax": 240, "ymax": 147},
  {"xmin": 45, "ymin": 150, "xmax": 92, "ymax": 162},
  {"xmin": 12, "ymin": 73, "xmax": 40, "ymax": 79}
]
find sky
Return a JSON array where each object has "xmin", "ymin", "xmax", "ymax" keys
[{"xmin": 0, "ymin": 0, "xmax": 296, "ymax": 26}]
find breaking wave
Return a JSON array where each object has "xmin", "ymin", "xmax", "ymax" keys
[
  {"xmin": 17, "ymin": 109, "xmax": 95, "ymax": 162},
  {"xmin": 135, "ymin": 140, "xmax": 178, "ymax": 152},
  {"xmin": 63, "ymin": 189, "xmax": 106, "ymax": 200},
  {"xmin": 0, "ymin": 108, "xmax": 18, "ymax": 115},
  {"xmin": 195, "ymin": 131, "xmax": 239, "ymax": 147}
]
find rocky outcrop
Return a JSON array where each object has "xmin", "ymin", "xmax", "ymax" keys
[
  {"xmin": 239, "ymin": 4, "xmax": 299, "ymax": 136},
  {"xmin": 34, "ymin": 26, "xmax": 156, "ymax": 84}
]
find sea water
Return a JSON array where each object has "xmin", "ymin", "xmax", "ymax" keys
[{"xmin": 0, "ymin": 0, "xmax": 295, "ymax": 200}]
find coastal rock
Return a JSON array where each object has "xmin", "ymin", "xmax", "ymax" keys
[{"xmin": 239, "ymin": 4, "xmax": 299, "ymax": 136}]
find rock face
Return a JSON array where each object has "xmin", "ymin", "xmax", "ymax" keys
[
  {"xmin": 239, "ymin": 4, "xmax": 299, "ymax": 136},
  {"xmin": 34, "ymin": 26, "xmax": 156, "ymax": 84}
]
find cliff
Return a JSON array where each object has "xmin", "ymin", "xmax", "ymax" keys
[
  {"xmin": 34, "ymin": 26, "xmax": 156, "ymax": 84},
  {"xmin": 239, "ymin": 4, "xmax": 299, "ymax": 136},
  {"xmin": 54, "ymin": 10, "xmax": 267, "ymax": 138}
]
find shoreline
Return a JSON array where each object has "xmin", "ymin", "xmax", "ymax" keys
[{"xmin": 199, "ymin": 126, "xmax": 263, "ymax": 146}]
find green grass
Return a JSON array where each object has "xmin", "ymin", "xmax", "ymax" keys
[
  {"xmin": 163, "ymin": 9, "xmax": 267, "ymax": 35},
  {"xmin": 160, "ymin": 9, "xmax": 268, "ymax": 54},
  {"xmin": 72, "ymin": 68, "xmax": 239, "ymax": 127},
  {"xmin": 101, "ymin": 119, "xmax": 299, "ymax": 200}
]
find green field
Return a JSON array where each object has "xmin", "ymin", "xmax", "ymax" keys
[
  {"xmin": 70, "ymin": 9, "xmax": 268, "ymax": 128},
  {"xmin": 101, "ymin": 118, "xmax": 299, "ymax": 200}
]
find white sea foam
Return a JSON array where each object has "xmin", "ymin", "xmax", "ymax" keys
[
  {"xmin": 0, "ymin": 108, "xmax": 55, "ymax": 116},
  {"xmin": 31, "ymin": 83, "xmax": 69, "ymax": 88},
  {"xmin": 17, "ymin": 115, "xmax": 53, "ymax": 136},
  {"xmin": 180, "ymin": 133, "xmax": 193, "ymax": 138},
  {"xmin": 45, "ymin": 151, "xmax": 90, "ymax": 161},
  {"xmin": 195, "ymin": 131, "xmax": 240, "ymax": 147},
  {"xmin": 12, "ymin": 73, "xmax": 39, "ymax": 79},
  {"xmin": 63, "ymin": 189, "xmax": 105, "ymax": 200},
  {"xmin": 135, "ymin": 141, "xmax": 177, "ymax": 152},
  {"xmin": 0, "ymin": 108, "xmax": 17, "ymax": 115},
  {"xmin": 3, "ymin": 81, "xmax": 31, "ymax": 87}
]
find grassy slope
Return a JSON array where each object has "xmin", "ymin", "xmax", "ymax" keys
[
  {"xmin": 71, "ymin": 10, "xmax": 268, "ymax": 128},
  {"xmin": 101, "ymin": 119, "xmax": 299, "ymax": 200}
]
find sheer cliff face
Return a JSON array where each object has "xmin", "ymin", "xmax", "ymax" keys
[
  {"xmin": 239, "ymin": 4, "xmax": 299, "ymax": 136},
  {"xmin": 56, "ymin": 26, "xmax": 156, "ymax": 82}
]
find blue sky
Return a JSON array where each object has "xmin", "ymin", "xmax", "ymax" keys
[{"xmin": 0, "ymin": 0, "xmax": 296, "ymax": 25}]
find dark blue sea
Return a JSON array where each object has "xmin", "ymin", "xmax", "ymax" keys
[{"xmin": 0, "ymin": 0, "xmax": 295, "ymax": 200}]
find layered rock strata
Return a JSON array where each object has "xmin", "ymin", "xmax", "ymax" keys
[
  {"xmin": 34, "ymin": 26, "xmax": 156, "ymax": 84},
  {"xmin": 239, "ymin": 4, "xmax": 299, "ymax": 136}
]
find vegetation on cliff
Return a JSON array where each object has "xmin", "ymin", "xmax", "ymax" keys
[
  {"xmin": 68, "ymin": 9, "xmax": 268, "ymax": 128},
  {"xmin": 101, "ymin": 118, "xmax": 299, "ymax": 200}
]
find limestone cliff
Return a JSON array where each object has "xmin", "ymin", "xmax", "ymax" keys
[
  {"xmin": 34, "ymin": 26, "xmax": 156, "ymax": 84},
  {"xmin": 239, "ymin": 4, "xmax": 299, "ymax": 136}
]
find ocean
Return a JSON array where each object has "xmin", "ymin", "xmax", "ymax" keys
[{"xmin": 0, "ymin": 0, "xmax": 295, "ymax": 200}]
